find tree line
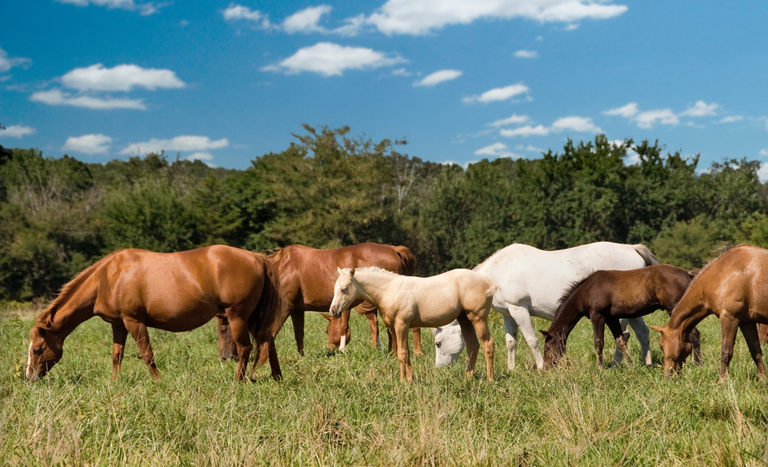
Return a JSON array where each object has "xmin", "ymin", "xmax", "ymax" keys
[{"xmin": 2, "ymin": 124, "xmax": 767, "ymax": 303}]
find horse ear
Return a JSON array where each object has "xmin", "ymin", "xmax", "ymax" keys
[
  {"xmin": 337, "ymin": 267, "xmax": 343, "ymax": 275},
  {"xmin": 649, "ymin": 325, "xmax": 665, "ymax": 334},
  {"xmin": 540, "ymin": 329, "xmax": 551, "ymax": 337},
  {"xmin": 350, "ymin": 268, "xmax": 355, "ymax": 277},
  {"xmin": 321, "ymin": 313, "xmax": 333, "ymax": 321}
]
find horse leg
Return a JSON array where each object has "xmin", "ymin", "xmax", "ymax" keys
[
  {"xmin": 394, "ymin": 319, "xmax": 412, "ymax": 383},
  {"xmin": 469, "ymin": 317, "xmax": 494, "ymax": 381},
  {"xmin": 505, "ymin": 305, "xmax": 544, "ymax": 370},
  {"xmin": 740, "ymin": 322, "xmax": 766, "ymax": 380},
  {"xmin": 456, "ymin": 313, "xmax": 480, "ymax": 379},
  {"xmin": 718, "ymin": 314, "xmax": 740, "ymax": 383},
  {"xmin": 364, "ymin": 309, "xmax": 380, "ymax": 349},
  {"xmin": 123, "ymin": 318, "xmax": 160, "ymax": 381},
  {"xmin": 591, "ymin": 315, "xmax": 606, "ymax": 369},
  {"xmin": 412, "ymin": 328, "xmax": 423, "ymax": 356},
  {"xmin": 502, "ymin": 313, "xmax": 518, "ymax": 370},
  {"xmin": 689, "ymin": 326, "xmax": 703, "ymax": 366},
  {"xmin": 111, "ymin": 322, "xmax": 127, "ymax": 380},
  {"xmin": 228, "ymin": 316, "xmax": 253, "ymax": 381},
  {"xmin": 606, "ymin": 318, "xmax": 632, "ymax": 367},
  {"xmin": 759, "ymin": 324, "xmax": 768, "ymax": 345},
  {"xmin": 626, "ymin": 317, "xmax": 652, "ymax": 366},
  {"xmin": 290, "ymin": 310, "xmax": 305, "ymax": 356}
]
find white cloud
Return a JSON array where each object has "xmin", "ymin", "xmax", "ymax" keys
[
  {"xmin": 262, "ymin": 42, "xmax": 405, "ymax": 76},
  {"xmin": 500, "ymin": 125, "xmax": 550, "ymax": 137},
  {"xmin": 604, "ymin": 102, "xmax": 639, "ymax": 118},
  {"xmin": 463, "ymin": 83, "xmax": 529, "ymax": 104},
  {"xmin": 391, "ymin": 68, "xmax": 412, "ymax": 76},
  {"xmin": 413, "ymin": 69, "xmax": 462, "ymax": 87},
  {"xmin": 552, "ymin": 116, "xmax": 602, "ymax": 133},
  {"xmin": 55, "ymin": 0, "xmax": 160, "ymax": 15},
  {"xmin": 499, "ymin": 116, "xmax": 601, "ymax": 137},
  {"xmin": 758, "ymin": 162, "xmax": 768, "ymax": 183},
  {"xmin": 514, "ymin": 50, "xmax": 539, "ymax": 58},
  {"xmin": 760, "ymin": 149, "xmax": 768, "ymax": 157},
  {"xmin": 680, "ymin": 100, "xmax": 718, "ymax": 117},
  {"xmin": 516, "ymin": 144, "xmax": 544, "ymax": 153},
  {"xmin": 120, "ymin": 136, "xmax": 229, "ymax": 154},
  {"xmin": 474, "ymin": 142, "xmax": 522, "ymax": 158},
  {"xmin": 563, "ymin": 23, "xmax": 580, "ymax": 30},
  {"xmin": 30, "ymin": 89, "xmax": 146, "ymax": 110},
  {"xmin": 0, "ymin": 124, "xmax": 36, "ymax": 138},
  {"xmin": 0, "ymin": 47, "xmax": 31, "ymax": 73},
  {"xmin": 488, "ymin": 114, "xmax": 529, "ymax": 127},
  {"xmin": 635, "ymin": 109, "xmax": 679, "ymax": 129},
  {"xmin": 62, "ymin": 134, "xmax": 112, "ymax": 154},
  {"xmin": 366, "ymin": 0, "xmax": 627, "ymax": 35},
  {"xmin": 222, "ymin": 4, "xmax": 272, "ymax": 28},
  {"xmin": 60, "ymin": 64, "xmax": 185, "ymax": 92},
  {"xmin": 283, "ymin": 5, "xmax": 332, "ymax": 33},
  {"xmin": 719, "ymin": 116, "xmax": 743, "ymax": 123}
]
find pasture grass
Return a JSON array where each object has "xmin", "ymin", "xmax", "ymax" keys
[{"xmin": 1, "ymin": 306, "xmax": 767, "ymax": 466}]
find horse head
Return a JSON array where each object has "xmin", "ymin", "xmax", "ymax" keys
[
  {"xmin": 26, "ymin": 324, "xmax": 64, "ymax": 380},
  {"xmin": 329, "ymin": 267, "xmax": 358, "ymax": 319},
  {"xmin": 215, "ymin": 315, "xmax": 238, "ymax": 361},
  {"xmin": 322, "ymin": 313, "xmax": 351, "ymax": 350},
  {"xmin": 650, "ymin": 325, "xmax": 691, "ymax": 378},
  {"xmin": 434, "ymin": 322, "xmax": 464, "ymax": 367},
  {"xmin": 541, "ymin": 329, "xmax": 565, "ymax": 369}
]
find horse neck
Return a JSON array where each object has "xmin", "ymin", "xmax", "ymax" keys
[
  {"xmin": 667, "ymin": 288, "xmax": 709, "ymax": 336},
  {"xmin": 44, "ymin": 273, "xmax": 100, "ymax": 337},
  {"xmin": 353, "ymin": 270, "xmax": 397, "ymax": 306},
  {"xmin": 549, "ymin": 298, "xmax": 585, "ymax": 343}
]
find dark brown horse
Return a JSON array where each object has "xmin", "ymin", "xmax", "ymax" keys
[
  {"xmin": 219, "ymin": 243, "xmax": 421, "ymax": 357},
  {"xmin": 652, "ymin": 244, "xmax": 768, "ymax": 381},
  {"xmin": 26, "ymin": 245, "xmax": 284, "ymax": 382},
  {"xmin": 542, "ymin": 264, "xmax": 701, "ymax": 369}
]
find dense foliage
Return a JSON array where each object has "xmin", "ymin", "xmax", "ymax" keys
[{"xmin": 1, "ymin": 125, "xmax": 766, "ymax": 301}]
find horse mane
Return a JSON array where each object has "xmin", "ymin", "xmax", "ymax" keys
[
  {"xmin": 37, "ymin": 253, "xmax": 111, "ymax": 330},
  {"xmin": 354, "ymin": 266, "xmax": 400, "ymax": 276},
  {"xmin": 687, "ymin": 243, "xmax": 741, "ymax": 287},
  {"xmin": 556, "ymin": 273, "xmax": 593, "ymax": 307}
]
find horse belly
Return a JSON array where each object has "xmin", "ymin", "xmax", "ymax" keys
[{"xmin": 144, "ymin": 297, "xmax": 220, "ymax": 332}]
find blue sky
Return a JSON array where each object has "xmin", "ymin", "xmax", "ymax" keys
[{"xmin": 1, "ymin": 0, "xmax": 767, "ymax": 173}]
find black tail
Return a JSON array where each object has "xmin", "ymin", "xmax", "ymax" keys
[{"xmin": 248, "ymin": 253, "xmax": 284, "ymax": 380}]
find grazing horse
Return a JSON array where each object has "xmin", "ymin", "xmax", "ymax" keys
[
  {"xmin": 434, "ymin": 242, "xmax": 659, "ymax": 370},
  {"xmin": 542, "ymin": 264, "xmax": 701, "ymax": 369},
  {"xmin": 26, "ymin": 246, "xmax": 284, "ymax": 382},
  {"xmin": 651, "ymin": 244, "xmax": 768, "ymax": 381},
  {"xmin": 330, "ymin": 267, "xmax": 496, "ymax": 382},
  {"xmin": 219, "ymin": 243, "xmax": 421, "ymax": 357}
]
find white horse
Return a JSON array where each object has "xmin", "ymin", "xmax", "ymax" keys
[
  {"xmin": 434, "ymin": 242, "xmax": 658, "ymax": 370},
  {"xmin": 330, "ymin": 267, "xmax": 496, "ymax": 382}
]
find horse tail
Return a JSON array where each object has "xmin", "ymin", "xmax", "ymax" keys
[
  {"xmin": 484, "ymin": 279, "xmax": 499, "ymax": 298},
  {"xmin": 632, "ymin": 244, "xmax": 659, "ymax": 266},
  {"xmin": 393, "ymin": 245, "xmax": 416, "ymax": 276},
  {"xmin": 249, "ymin": 253, "xmax": 284, "ymax": 380}
]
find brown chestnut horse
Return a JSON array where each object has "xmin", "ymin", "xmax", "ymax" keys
[
  {"xmin": 218, "ymin": 243, "xmax": 421, "ymax": 357},
  {"xmin": 651, "ymin": 245, "xmax": 768, "ymax": 381},
  {"xmin": 26, "ymin": 245, "xmax": 283, "ymax": 382},
  {"xmin": 542, "ymin": 264, "xmax": 700, "ymax": 369}
]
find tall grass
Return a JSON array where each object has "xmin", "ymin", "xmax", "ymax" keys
[{"xmin": 1, "ymin": 306, "xmax": 767, "ymax": 466}]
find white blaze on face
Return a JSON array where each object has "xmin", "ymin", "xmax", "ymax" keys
[
  {"xmin": 434, "ymin": 322, "xmax": 465, "ymax": 367},
  {"xmin": 26, "ymin": 339, "xmax": 35, "ymax": 379},
  {"xmin": 339, "ymin": 335, "xmax": 346, "ymax": 352}
]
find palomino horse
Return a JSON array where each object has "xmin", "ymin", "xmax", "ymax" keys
[
  {"xmin": 652, "ymin": 244, "xmax": 768, "ymax": 381},
  {"xmin": 330, "ymin": 267, "xmax": 496, "ymax": 382},
  {"xmin": 26, "ymin": 246, "xmax": 284, "ymax": 382},
  {"xmin": 542, "ymin": 264, "xmax": 701, "ymax": 369},
  {"xmin": 219, "ymin": 243, "xmax": 421, "ymax": 357},
  {"xmin": 434, "ymin": 242, "xmax": 659, "ymax": 370}
]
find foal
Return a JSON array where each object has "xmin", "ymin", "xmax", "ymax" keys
[
  {"xmin": 330, "ymin": 267, "xmax": 496, "ymax": 382},
  {"xmin": 542, "ymin": 264, "xmax": 700, "ymax": 369}
]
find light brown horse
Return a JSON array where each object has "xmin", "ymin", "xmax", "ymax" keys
[
  {"xmin": 219, "ymin": 243, "xmax": 421, "ymax": 356},
  {"xmin": 330, "ymin": 267, "xmax": 496, "ymax": 382},
  {"xmin": 651, "ymin": 244, "xmax": 768, "ymax": 381},
  {"xmin": 542, "ymin": 264, "xmax": 700, "ymax": 369},
  {"xmin": 26, "ymin": 245, "xmax": 284, "ymax": 382}
]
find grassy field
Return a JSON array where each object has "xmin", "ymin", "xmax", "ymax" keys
[{"xmin": 1, "ymin": 304, "xmax": 767, "ymax": 466}]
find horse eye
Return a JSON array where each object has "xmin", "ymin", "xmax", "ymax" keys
[
  {"xmin": 34, "ymin": 348, "xmax": 44, "ymax": 355},
  {"xmin": 436, "ymin": 342, "xmax": 442, "ymax": 348}
]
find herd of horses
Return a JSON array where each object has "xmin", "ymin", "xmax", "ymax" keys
[{"xmin": 25, "ymin": 241, "xmax": 768, "ymax": 384}]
